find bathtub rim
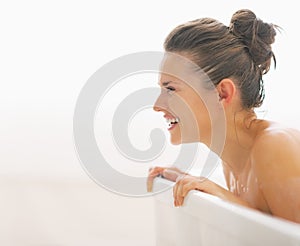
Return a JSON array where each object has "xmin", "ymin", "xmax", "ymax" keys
[{"xmin": 153, "ymin": 177, "xmax": 300, "ymax": 244}]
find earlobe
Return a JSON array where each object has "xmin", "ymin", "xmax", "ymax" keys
[{"xmin": 217, "ymin": 78, "xmax": 236, "ymax": 104}]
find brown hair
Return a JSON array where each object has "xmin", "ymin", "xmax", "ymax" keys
[{"xmin": 164, "ymin": 9, "xmax": 278, "ymax": 108}]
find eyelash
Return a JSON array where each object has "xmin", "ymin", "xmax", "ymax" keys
[{"xmin": 166, "ymin": 86, "xmax": 175, "ymax": 92}]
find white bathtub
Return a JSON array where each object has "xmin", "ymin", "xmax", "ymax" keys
[{"xmin": 153, "ymin": 176, "xmax": 300, "ymax": 246}]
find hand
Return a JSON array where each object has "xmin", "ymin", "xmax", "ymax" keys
[
  {"xmin": 173, "ymin": 175, "xmax": 253, "ymax": 208},
  {"xmin": 147, "ymin": 166, "xmax": 186, "ymax": 192},
  {"xmin": 173, "ymin": 175, "xmax": 222, "ymax": 207}
]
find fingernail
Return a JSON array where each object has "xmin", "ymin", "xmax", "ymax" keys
[{"xmin": 177, "ymin": 200, "xmax": 181, "ymax": 207}]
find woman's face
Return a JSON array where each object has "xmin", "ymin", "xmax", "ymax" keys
[{"xmin": 153, "ymin": 53, "xmax": 220, "ymax": 145}]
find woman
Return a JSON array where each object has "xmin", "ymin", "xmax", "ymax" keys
[{"xmin": 147, "ymin": 9, "xmax": 300, "ymax": 224}]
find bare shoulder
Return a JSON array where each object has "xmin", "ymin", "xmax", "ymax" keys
[
  {"xmin": 251, "ymin": 120, "xmax": 300, "ymax": 168},
  {"xmin": 249, "ymin": 120, "xmax": 300, "ymax": 222}
]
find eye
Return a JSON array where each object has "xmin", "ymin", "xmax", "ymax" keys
[{"xmin": 166, "ymin": 86, "xmax": 175, "ymax": 94}]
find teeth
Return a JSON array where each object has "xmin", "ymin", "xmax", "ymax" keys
[{"xmin": 166, "ymin": 117, "xmax": 179, "ymax": 124}]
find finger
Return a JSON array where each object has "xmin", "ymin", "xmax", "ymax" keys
[
  {"xmin": 181, "ymin": 180, "xmax": 197, "ymax": 198},
  {"xmin": 180, "ymin": 178, "xmax": 210, "ymax": 199},
  {"xmin": 147, "ymin": 172, "xmax": 160, "ymax": 192},
  {"xmin": 173, "ymin": 176, "xmax": 184, "ymax": 206},
  {"xmin": 148, "ymin": 167, "xmax": 164, "ymax": 179},
  {"xmin": 176, "ymin": 178, "xmax": 187, "ymax": 206},
  {"xmin": 147, "ymin": 167, "xmax": 165, "ymax": 192},
  {"xmin": 147, "ymin": 175, "xmax": 154, "ymax": 193},
  {"xmin": 173, "ymin": 181, "xmax": 179, "ymax": 206},
  {"xmin": 176, "ymin": 182, "xmax": 184, "ymax": 206}
]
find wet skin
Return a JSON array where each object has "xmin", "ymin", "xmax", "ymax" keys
[{"xmin": 147, "ymin": 53, "xmax": 300, "ymax": 224}]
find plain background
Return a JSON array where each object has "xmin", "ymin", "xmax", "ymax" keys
[{"xmin": 1, "ymin": 1, "xmax": 300, "ymax": 245}]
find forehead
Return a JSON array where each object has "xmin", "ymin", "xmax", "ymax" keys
[
  {"xmin": 159, "ymin": 53, "xmax": 205, "ymax": 88},
  {"xmin": 160, "ymin": 53, "xmax": 192, "ymax": 75}
]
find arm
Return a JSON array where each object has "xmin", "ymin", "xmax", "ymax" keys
[
  {"xmin": 172, "ymin": 159, "xmax": 252, "ymax": 207},
  {"xmin": 148, "ymin": 164, "xmax": 253, "ymax": 208}
]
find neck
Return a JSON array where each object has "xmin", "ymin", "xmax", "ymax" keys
[{"xmin": 219, "ymin": 109, "xmax": 258, "ymax": 174}]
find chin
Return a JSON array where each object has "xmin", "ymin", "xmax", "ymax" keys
[
  {"xmin": 172, "ymin": 137, "xmax": 201, "ymax": 145},
  {"xmin": 170, "ymin": 137, "xmax": 181, "ymax": 145}
]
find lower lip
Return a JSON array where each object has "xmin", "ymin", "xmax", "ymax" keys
[{"xmin": 168, "ymin": 123, "xmax": 178, "ymax": 131}]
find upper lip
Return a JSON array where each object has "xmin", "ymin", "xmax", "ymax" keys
[
  {"xmin": 163, "ymin": 114, "xmax": 180, "ymax": 124},
  {"xmin": 163, "ymin": 114, "xmax": 177, "ymax": 119}
]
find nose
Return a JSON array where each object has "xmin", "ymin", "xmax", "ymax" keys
[
  {"xmin": 153, "ymin": 105, "xmax": 161, "ymax": 112},
  {"xmin": 153, "ymin": 92, "xmax": 167, "ymax": 112}
]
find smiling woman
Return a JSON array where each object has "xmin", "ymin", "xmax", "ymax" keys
[{"xmin": 147, "ymin": 9, "xmax": 300, "ymax": 224}]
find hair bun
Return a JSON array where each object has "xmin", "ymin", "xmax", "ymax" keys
[{"xmin": 229, "ymin": 9, "xmax": 277, "ymax": 74}]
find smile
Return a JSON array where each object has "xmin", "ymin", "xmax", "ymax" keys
[{"xmin": 166, "ymin": 117, "xmax": 179, "ymax": 131}]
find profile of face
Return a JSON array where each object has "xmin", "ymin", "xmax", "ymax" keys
[{"xmin": 153, "ymin": 53, "xmax": 224, "ymax": 147}]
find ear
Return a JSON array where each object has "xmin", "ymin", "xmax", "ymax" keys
[{"xmin": 216, "ymin": 78, "xmax": 236, "ymax": 104}]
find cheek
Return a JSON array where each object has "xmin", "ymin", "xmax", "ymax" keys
[
  {"xmin": 168, "ymin": 91, "xmax": 202, "ymax": 123},
  {"xmin": 186, "ymin": 94, "xmax": 207, "ymax": 120},
  {"xmin": 168, "ymin": 94, "xmax": 200, "ymax": 141},
  {"xmin": 187, "ymin": 96, "xmax": 216, "ymax": 137},
  {"xmin": 168, "ymin": 94, "xmax": 193, "ymax": 119}
]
